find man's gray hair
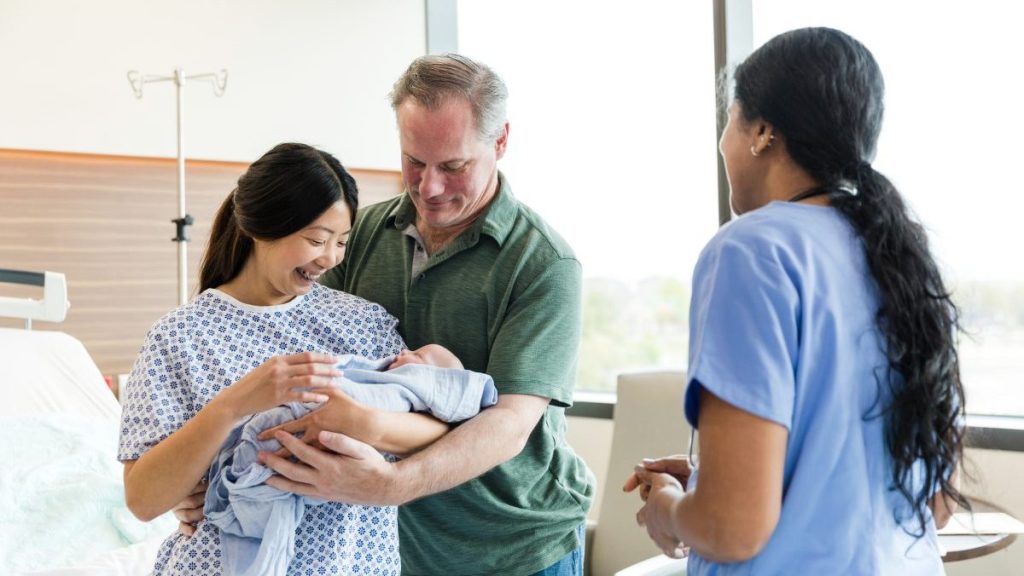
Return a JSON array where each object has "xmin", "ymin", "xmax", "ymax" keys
[{"xmin": 390, "ymin": 53, "xmax": 508, "ymax": 141}]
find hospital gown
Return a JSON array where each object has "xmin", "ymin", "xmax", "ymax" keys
[
  {"xmin": 118, "ymin": 284, "xmax": 406, "ymax": 576},
  {"xmin": 205, "ymin": 356, "xmax": 498, "ymax": 576}
]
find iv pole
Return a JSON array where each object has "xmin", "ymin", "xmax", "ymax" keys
[{"xmin": 128, "ymin": 68, "xmax": 228, "ymax": 306}]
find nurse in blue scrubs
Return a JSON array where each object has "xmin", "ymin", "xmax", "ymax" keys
[{"xmin": 624, "ymin": 27, "xmax": 966, "ymax": 575}]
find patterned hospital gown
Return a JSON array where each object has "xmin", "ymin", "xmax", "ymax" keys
[{"xmin": 118, "ymin": 284, "xmax": 406, "ymax": 576}]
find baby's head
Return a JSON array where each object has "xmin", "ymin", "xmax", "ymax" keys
[{"xmin": 388, "ymin": 344, "xmax": 462, "ymax": 370}]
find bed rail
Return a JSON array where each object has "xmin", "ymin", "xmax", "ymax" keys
[{"xmin": 0, "ymin": 268, "xmax": 69, "ymax": 329}]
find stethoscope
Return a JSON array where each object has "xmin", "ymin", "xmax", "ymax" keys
[
  {"xmin": 687, "ymin": 428, "xmax": 699, "ymax": 468},
  {"xmin": 787, "ymin": 184, "xmax": 853, "ymax": 204}
]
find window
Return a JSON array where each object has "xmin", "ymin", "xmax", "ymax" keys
[
  {"xmin": 751, "ymin": 0, "xmax": 1024, "ymax": 416},
  {"xmin": 458, "ymin": 1, "xmax": 718, "ymax": 391}
]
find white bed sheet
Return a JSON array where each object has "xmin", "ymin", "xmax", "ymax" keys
[
  {"xmin": 0, "ymin": 328, "xmax": 171, "ymax": 575},
  {"xmin": 0, "ymin": 328, "xmax": 121, "ymax": 420},
  {"xmin": 21, "ymin": 535, "xmax": 166, "ymax": 576}
]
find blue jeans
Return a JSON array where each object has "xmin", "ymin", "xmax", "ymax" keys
[{"xmin": 528, "ymin": 522, "xmax": 586, "ymax": 576}]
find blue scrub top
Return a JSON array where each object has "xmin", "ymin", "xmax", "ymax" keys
[{"xmin": 684, "ymin": 202, "xmax": 942, "ymax": 575}]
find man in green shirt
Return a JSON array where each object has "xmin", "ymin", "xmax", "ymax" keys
[{"xmin": 264, "ymin": 54, "xmax": 594, "ymax": 575}]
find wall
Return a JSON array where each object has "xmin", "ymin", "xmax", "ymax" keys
[
  {"xmin": 0, "ymin": 0, "xmax": 425, "ymax": 168},
  {"xmin": 0, "ymin": 149, "xmax": 403, "ymax": 376},
  {"xmin": 0, "ymin": 1, "xmax": 423, "ymax": 372}
]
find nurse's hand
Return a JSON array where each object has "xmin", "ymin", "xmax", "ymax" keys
[
  {"xmin": 260, "ymin": 430, "xmax": 398, "ymax": 506},
  {"xmin": 623, "ymin": 455, "xmax": 693, "ymax": 502},
  {"xmin": 172, "ymin": 479, "xmax": 207, "ymax": 537},
  {"xmin": 257, "ymin": 387, "xmax": 374, "ymax": 457},
  {"xmin": 631, "ymin": 465, "xmax": 689, "ymax": 558}
]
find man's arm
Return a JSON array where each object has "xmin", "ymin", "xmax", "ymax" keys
[
  {"xmin": 268, "ymin": 244, "xmax": 582, "ymax": 505},
  {"xmin": 259, "ymin": 386, "xmax": 452, "ymax": 458},
  {"xmin": 263, "ymin": 392, "xmax": 549, "ymax": 505},
  {"xmin": 392, "ymin": 392, "xmax": 550, "ymax": 500}
]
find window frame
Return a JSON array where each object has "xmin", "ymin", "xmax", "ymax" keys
[{"xmin": 436, "ymin": 0, "xmax": 1024, "ymax": 450}]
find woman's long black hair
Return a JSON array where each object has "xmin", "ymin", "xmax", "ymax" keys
[
  {"xmin": 732, "ymin": 27, "xmax": 967, "ymax": 533},
  {"xmin": 199, "ymin": 142, "xmax": 359, "ymax": 293}
]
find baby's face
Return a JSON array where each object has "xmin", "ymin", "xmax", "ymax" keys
[
  {"xmin": 388, "ymin": 349, "xmax": 428, "ymax": 370},
  {"xmin": 387, "ymin": 344, "xmax": 463, "ymax": 370}
]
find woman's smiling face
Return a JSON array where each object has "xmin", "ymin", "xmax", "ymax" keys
[{"xmin": 249, "ymin": 200, "xmax": 352, "ymax": 304}]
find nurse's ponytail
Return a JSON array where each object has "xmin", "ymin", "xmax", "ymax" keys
[{"xmin": 834, "ymin": 161, "xmax": 967, "ymax": 534}]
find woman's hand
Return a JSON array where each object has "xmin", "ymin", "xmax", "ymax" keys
[
  {"xmin": 213, "ymin": 351, "xmax": 342, "ymax": 419},
  {"xmin": 257, "ymin": 386, "xmax": 375, "ymax": 457}
]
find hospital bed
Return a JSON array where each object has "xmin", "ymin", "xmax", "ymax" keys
[{"xmin": 0, "ymin": 268, "xmax": 174, "ymax": 575}]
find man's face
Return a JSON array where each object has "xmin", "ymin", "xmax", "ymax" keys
[{"xmin": 397, "ymin": 97, "xmax": 508, "ymax": 233}]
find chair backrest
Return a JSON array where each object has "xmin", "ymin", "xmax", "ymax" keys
[{"xmin": 590, "ymin": 370, "xmax": 690, "ymax": 576}]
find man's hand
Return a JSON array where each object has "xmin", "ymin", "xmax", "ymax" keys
[
  {"xmin": 260, "ymin": 430, "xmax": 400, "ymax": 505},
  {"xmin": 172, "ymin": 480, "xmax": 207, "ymax": 537},
  {"xmin": 257, "ymin": 387, "xmax": 372, "ymax": 458},
  {"xmin": 263, "ymin": 393, "xmax": 549, "ymax": 508}
]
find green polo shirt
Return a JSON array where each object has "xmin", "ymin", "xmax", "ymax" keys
[{"xmin": 321, "ymin": 173, "xmax": 594, "ymax": 575}]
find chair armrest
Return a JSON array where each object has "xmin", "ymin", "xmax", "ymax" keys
[{"xmin": 613, "ymin": 554, "xmax": 687, "ymax": 576}]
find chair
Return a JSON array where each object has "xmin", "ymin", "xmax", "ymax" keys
[
  {"xmin": 588, "ymin": 370, "xmax": 690, "ymax": 576},
  {"xmin": 614, "ymin": 555, "xmax": 687, "ymax": 576}
]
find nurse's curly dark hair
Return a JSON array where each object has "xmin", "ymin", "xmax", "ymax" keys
[
  {"xmin": 732, "ymin": 27, "xmax": 968, "ymax": 534},
  {"xmin": 199, "ymin": 143, "xmax": 358, "ymax": 293}
]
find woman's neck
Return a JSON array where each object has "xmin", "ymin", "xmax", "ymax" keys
[{"xmin": 217, "ymin": 263, "xmax": 293, "ymax": 307}]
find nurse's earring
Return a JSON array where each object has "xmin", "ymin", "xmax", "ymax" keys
[{"xmin": 749, "ymin": 132, "xmax": 775, "ymax": 158}]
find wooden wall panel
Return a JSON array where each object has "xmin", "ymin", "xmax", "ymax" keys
[{"xmin": 0, "ymin": 149, "xmax": 402, "ymax": 376}]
